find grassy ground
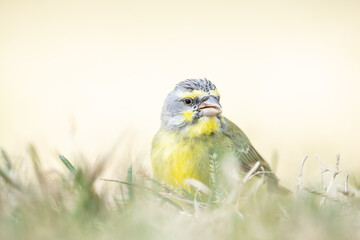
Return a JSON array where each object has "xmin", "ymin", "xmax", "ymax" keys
[{"xmin": 0, "ymin": 146, "xmax": 359, "ymax": 240}]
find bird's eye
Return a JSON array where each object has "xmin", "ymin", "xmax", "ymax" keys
[{"xmin": 183, "ymin": 98, "xmax": 193, "ymax": 105}]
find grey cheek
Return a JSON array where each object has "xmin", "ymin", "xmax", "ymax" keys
[{"xmin": 169, "ymin": 102, "xmax": 185, "ymax": 116}]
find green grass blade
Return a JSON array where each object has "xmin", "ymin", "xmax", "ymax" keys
[
  {"xmin": 126, "ymin": 165, "xmax": 134, "ymax": 201},
  {"xmin": 1, "ymin": 149, "xmax": 12, "ymax": 171},
  {"xmin": 100, "ymin": 178, "xmax": 184, "ymax": 211},
  {"xmin": 0, "ymin": 168, "xmax": 21, "ymax": 190},
  {"xmin": 59, "ymin": 154, "xmax": 76, "ymax": 174}
]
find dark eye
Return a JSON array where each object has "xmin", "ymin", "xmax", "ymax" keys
[{"xmin": 183, "ymin": 98, "xmax": 193, "ymax": 105}]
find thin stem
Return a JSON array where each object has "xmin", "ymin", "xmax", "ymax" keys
[{"xmin": 297, "ymin": 156, "xmax": 308, "ymax": 194}]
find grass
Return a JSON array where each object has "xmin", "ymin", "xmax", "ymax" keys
[{"xmin": 0, "ymin": 146, "xmax": 359, "ymax": 240}]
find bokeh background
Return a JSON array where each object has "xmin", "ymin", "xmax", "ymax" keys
[{"xmin": 1, "ymin": 0, "xmax": 360, "ymax": 187}]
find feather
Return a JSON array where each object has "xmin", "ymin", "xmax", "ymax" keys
[{"xmin": 221, "ymin": 117, "xmax": 281, "ymax": 186}]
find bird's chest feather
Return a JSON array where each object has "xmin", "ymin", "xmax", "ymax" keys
[{"xmin": 151, "ymin": 130, "xmax": 224, "ymax": 188}]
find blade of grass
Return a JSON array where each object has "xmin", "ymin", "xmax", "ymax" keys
[
  {"xmin": 126, "ymin": 165, "xmax": 134, "ymax": 201},
  {"xmin": 1, "ymin": 149, "xmax": 12, "ymax": 171},
  {"xmin": 0, "ymin": 168, "xmax": 21, "ymax": 190},
  {"xmin": 28, "ymin": 144, "xmax": 47, "ymax": 194},
  {"xmin": 100, "ymin": 178, "xmax": 184, "ymax": 211},
  {"xmin": 59, "ymin": 155, "xmax": 76, "ymax": 174}
]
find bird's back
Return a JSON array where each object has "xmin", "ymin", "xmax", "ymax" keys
[{"xmin": 220, "ymin": 117, "xmax": 280, "ymax": 184}]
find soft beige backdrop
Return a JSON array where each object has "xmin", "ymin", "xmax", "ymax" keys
[{"xmin": 1, "ymin": 0, "xmax": 360, "ymax": 186}]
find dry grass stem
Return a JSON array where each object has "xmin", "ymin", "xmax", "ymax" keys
[
  {"xmin": 316, "ymin": 154, "xmax": 342, "ymax": 205},
  {"xmin": 297, "ymin": 156, "xmax": 308, "ymax": 194},
  {"xmin": 345, "ymin": 172, "xmax": 349, "ymax": 194},
  {"xmin": 243, "ymin": 161, "xmax": 260, "ymax": 183}
]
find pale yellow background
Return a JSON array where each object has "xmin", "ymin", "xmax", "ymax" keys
[{"xmin": 1, "ymin": 0, "xmax": 360, "ymax": 186}]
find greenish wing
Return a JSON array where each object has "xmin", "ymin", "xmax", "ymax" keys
[{"xmin": 221, "ymin": 117, "xmax": 279, "ymax": 184}]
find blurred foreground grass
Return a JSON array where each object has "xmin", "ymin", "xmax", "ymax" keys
[{"xmin": 0, "ymin": 146, "xmax": 360, "ymax": 240}]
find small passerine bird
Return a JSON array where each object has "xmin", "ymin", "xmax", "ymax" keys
[{"xmin": 151, "ymin": 79, "xmax": 284, "ymax": 192}]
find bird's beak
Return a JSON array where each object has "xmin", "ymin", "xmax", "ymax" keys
[{"xmin": 199, "ymin": 96, "xmax": 222, "ymax": 117}]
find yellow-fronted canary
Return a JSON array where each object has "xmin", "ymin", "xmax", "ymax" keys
[{"xmin": 151, "ymin": 79, "xmax": 285, "ymax": 192}]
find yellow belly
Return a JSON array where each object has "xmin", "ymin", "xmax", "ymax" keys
[{"xmin": 151, "ymin": 131, "xmax": 216, "ymax": 189}]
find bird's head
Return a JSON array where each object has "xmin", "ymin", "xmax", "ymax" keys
[{"xmin": 161, "ymin": 79, "xmax": 222, "ymax": 135}]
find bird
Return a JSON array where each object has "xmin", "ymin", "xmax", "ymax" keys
[{"xmin": 151, "ymin": 79, "xmax": 286, "ymax": 193}]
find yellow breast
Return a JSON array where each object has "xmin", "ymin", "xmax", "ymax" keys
[{"xmin": 151, "ymin": 117, "xmax": 222, "ymax": 189}]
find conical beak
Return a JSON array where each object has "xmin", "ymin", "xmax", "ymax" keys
[{"xmin": 199, "ymin": 96, "xmax": 222, "ymax": 117}]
